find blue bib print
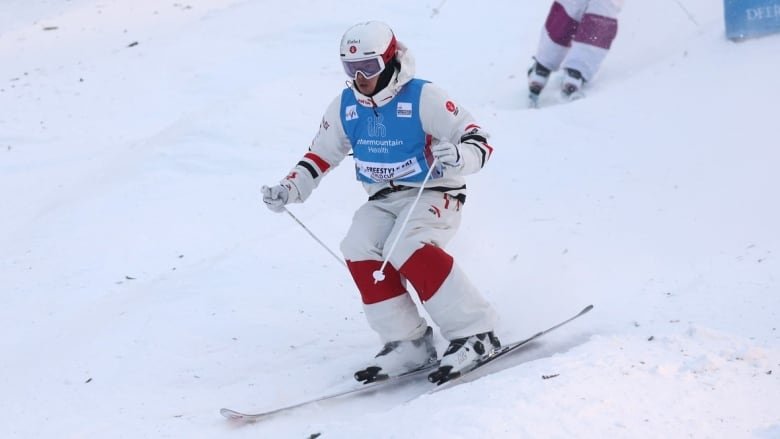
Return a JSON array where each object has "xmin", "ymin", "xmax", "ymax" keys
[{"xmin": 340, "ymin": 79, "xmax": 442, "ymax": 184}]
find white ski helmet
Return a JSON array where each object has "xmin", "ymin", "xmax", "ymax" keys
[{"xmin": 339, "ymin": 21, "xmax": 398, "ymax": 80}]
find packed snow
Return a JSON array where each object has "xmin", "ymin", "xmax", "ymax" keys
[{"xmin": 1, "ymin": 0, "xmax": 778, "ymax": 438}]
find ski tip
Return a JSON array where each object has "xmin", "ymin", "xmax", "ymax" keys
[
  {"xmin": 582, "ymin": 304, "xmax": 594, "ymax": 314},
  {"xmin": 220, "ymin": 408, "xmax": 251, "ymax": 421},
  {"xmin": 220, "ymin": 408, "xmax": 237, "ymax": 418}
]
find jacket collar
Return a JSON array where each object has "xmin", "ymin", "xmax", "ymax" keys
[{"xmin": 348, "ymin": 41, "xmax": 415, "ymax": 109}]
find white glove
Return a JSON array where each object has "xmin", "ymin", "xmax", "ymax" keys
[
  {"xmin": 261, "ymin": 184, "xmax": 289, "ymax": 213},
  {"xmin": 431, "ymin": 141, "xmax": 462, "ymax": 168}
]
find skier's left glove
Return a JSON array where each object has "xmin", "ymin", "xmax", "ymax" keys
[
  {"xmin": 431, "ymin": 141, "xmax": 462, "ymax": 168},
  {"xmin": 261, "ymin": 184, "xmax": 289, "ymax": 213}
]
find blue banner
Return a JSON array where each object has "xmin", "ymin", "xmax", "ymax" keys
[{"xmin": 724, "ymin": 0, "xmax": 780, "ymax": 40}]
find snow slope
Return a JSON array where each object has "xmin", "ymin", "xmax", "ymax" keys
[{"xmin": 1, "ymin": 1, "xmax": 778, "ymax": 438}]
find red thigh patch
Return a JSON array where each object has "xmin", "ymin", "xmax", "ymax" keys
[
  {"xmin": 347, "ymin": 260, "xmax": 406, "ymax": 305},
  {"xmin": 400, "ymin": 244, "xmax": 453, "ymax": 302}
]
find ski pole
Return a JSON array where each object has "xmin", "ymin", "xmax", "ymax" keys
[
  {"xmin": 669, "ymin": 0, "xmax": 699, "ymax": 27},
  {"xmin": 283, "ymin": 207, "xmax": 346, "ymax": 268},
  {"xmin": 373, "ymin": 159, "xmax": 439, "ymax": 284}
]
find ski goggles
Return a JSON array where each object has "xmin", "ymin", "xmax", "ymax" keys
[{"xmin": 342, "ymin": 55, "xmax": 385, "ymax": 80}]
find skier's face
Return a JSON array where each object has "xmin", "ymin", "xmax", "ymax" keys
[{"xmin": 354, "ymin": 71, "xmax": 380, "ymax": 95}]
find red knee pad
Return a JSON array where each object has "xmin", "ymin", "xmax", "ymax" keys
[
  {"xmin": 346, "ymin": 260, "xmax": 406, "ymax": 304},
  {"xmin": 573, "ymin": 13, "xmax": 618, "ymax": 49},
  {"xmin": 545, "ymin": 1, "xmax": 580, "ymax": 47},
  {"xmin": 400, "ymin": 244, "xmax": 454, "ymax": 302}
]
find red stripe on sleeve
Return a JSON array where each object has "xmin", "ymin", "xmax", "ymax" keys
[
  {"xmin": 304, "ymin": 152, "xmax": 331, "ymax": 173},
  {"xmin": 483, "ymin": 142, "xmax": 494, "ymax": 158}
]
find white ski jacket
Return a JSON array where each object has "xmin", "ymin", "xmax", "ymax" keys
[{"xmin": 279, "ymin": 42, "xmax": 493, "ymax": 202}]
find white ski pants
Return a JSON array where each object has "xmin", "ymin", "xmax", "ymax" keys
[
  {"xmin": 535, "ymin": 0, "xmax": 624, "ymax": 81},
  {"xmin": 340, "ymin": 189, "xmax": 497, "ymax": 343}
]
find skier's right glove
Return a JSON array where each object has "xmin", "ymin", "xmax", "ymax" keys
[
  {"xmin": 431, "ymin": 141, "xmax": 462, "ymax": 168},
  {"xmin": 261, "ymin": 184, "xmax": 289, "ymax": 213}
]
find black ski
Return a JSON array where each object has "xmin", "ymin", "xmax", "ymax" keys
[{"xmin": 220, "ymin": 304, "xmax": 593, "ymax": 422}]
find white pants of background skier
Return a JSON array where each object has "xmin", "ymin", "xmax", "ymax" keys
[
  {"xmin": 340, "ymin": 189, "xmax": 497, "ymax": 343},
  {"xmin": 534, "ymin": 0, "xmax": 624, "ymax": 81}
]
